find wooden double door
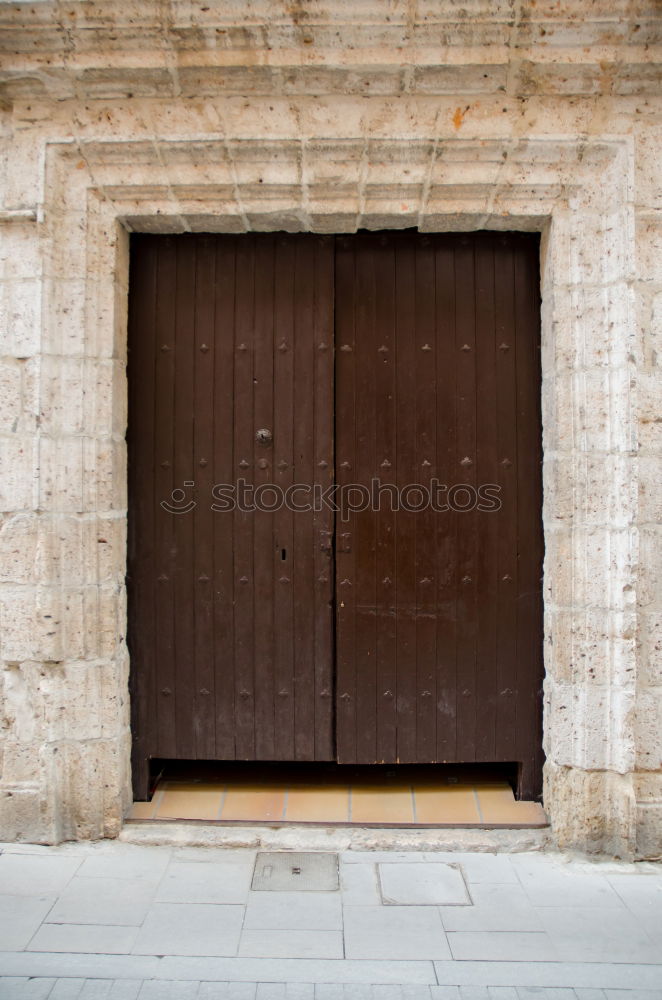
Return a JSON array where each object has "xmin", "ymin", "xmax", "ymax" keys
[{"xmin": 127, "ymin": 231, "xmax": 544, "ymax": 800}]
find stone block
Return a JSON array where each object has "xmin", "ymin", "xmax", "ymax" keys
[
  {"xmin": 0, "ymin": 130, "xmax": 42, "ymax": 209},
  {"xmin": 545, "ymin": 607, "xmax": 637, "ymax": 688},
  {"xmin": 646, "ymin": 290, "xmax": 662, "ymax": 364},
  {"xmin": 638, "ymin": 456, "xmax": 662, "ymax": 525},
  {"xmin": 549, "ymin": 209, "xmax": 634, "ymax": 287},
  {"xmin": 0, "ymin": 736, "xmax": 47, "ymax": 783},
  {"xmin": 0, "ymin": 435, "xmax": 37, "ymax": 512},
  {"xmin": 635, "ymin": 216, "xmax": 662, "ymax": 283},
  {"xmin": 54, "ymin": 737, "xmax": 128, "ymax": 840},
  {"xmin": 85, "ymin": 437, "xmax": 127, "ymax": 512},
  {"xmin": 0, "ymin": 512, "xmax": 38, "ymax": 583},
  {"xmin": 44, "ymin": 211, "xmax": 89, "ymax": 280},
  {"xmin": 0, "ymin": 513, "xmax": 124, "ymax": 587},
  {"xmin": 1, "ymin": 658, "xmax": 125, "ymax": 746},
  {"xmin": 638, "ymin": 368, "xmax": 662, "ymax": 443},
  {"xmin": 38, "ymin": 437, "xmax": 127, "ymax": 514},
  {"xmin": 40, "ymin": 278, "xmax": 88, "ymax": 357},
  {"xmin": 183, "ymin": 214, "xmax": 247, "ymax": 234},
  {"xmin": 633, "ymin": 771, "xmax": 662, "ymax": 802},
  {"xmin": 38, "ymin": 436, "xmax": 86, "ymax": 513},
  {"xmin": 0, "ymin": 225, "xmax": 44, "ymax": 282},
  {"xmin": 543, "ymin": 368, "xmax": 635, "ymax": 454},
  {"xmin": 638, "ymin": 526, "xmax": 662, "ymax": 610},
  {"xmin": 638, "ymin": 611, "xmax": 662, "ymax": 687},
  {"xmin": 0, "ymin": 358, "xmax": 23, "ymax": 433},
  {"xmin": 634, "ymin": 688, "xmax": 662, "ymax": 771},
  {"xmin": 0, "ymin": 785, "xmax": 58, "ymax": 844},
  {"xmin": 0, "ymin": 278, "xmax": 42, "ymax": 358},
  {"xmin": 634, "ymin": 125, "xmax": 662, "ymax": 212},
  {"xmin": 0, "ymin": 584, "xmax": 122, "ymax": 661},
  {"xmin": 545, "ymin": 679, "xmax": 635, "ymax": 771},
  {"xmin": 544, "ymin": 525, "xmax": 636, "ymax": 614},
  {"xmin": 412, "ymin": 63, "xmax": 508, "ymax": 95},
  {"xmin": 544, "ymin": 453, "xmax": 636, "ymax": 528},
  {"xmin": 86, "ymin": 270, "xmax": 127, "ymax": 361},
  {"xmin": 308, "ymin": 212, "xmax": 358, "ymax": 234},
  {"xmin": 635, "ymin": 802, "xmax": 662, "ymax": 859},
  {"xmin": 37, "ymin": 358, "xmax": 120, "ymax": 437},
  {"xmin": 546, "ymin": 282, "xmax": 635, "ymax": 373},
  {"xmin": 544, "ymin": 762, "xmax": 636, "ymax": 858}
]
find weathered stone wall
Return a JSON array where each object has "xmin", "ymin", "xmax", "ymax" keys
[{"xmin": 0, "ymin": 0, "xmax": 659, "ymax": 857}]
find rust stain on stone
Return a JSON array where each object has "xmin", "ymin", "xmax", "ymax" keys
[{"xmin": 452, "ymin": 106, "xmax": 468, "ymax": 130}]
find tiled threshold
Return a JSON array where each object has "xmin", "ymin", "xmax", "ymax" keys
[{"xmin": 128, "ymin": 763, "xmax": 548, "ymax": 829}]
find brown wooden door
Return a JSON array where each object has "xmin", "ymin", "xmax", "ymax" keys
[
  {"xmin": 127, "ymin": 234, "xmax": 336, "ymax": 798},
  {"xmin": 334, "ymin": 232, "xmax": 544, "ymax": 798},
  {"xmin": 128, "ymin": 230, "xmax": 543, "ymax": 801}
]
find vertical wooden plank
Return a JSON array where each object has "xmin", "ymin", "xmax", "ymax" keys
[
  {"xmin": 152, "ymin": 237, "xmax": 178, "ymax": 760},
  {"xmin": 292, "ymin": 237, "xmax": 317, "ymax": 760},
  {"xmin": 172, "ymin": 237, "xmax": 197, "ymax": 761},
  {"xmin": 434, "ymin": 237, "xmax": 459, "ymax": 763},
  {"xmin": 493, "ymin": 237, "xmax": 518, "ymax": 769},
  {"xmin": 312, "ymin": 236, "xmax": 336, "ymax": 761},
  {"xmin": 253, "ymin": 235, "xmax": 276, "ymax": 760},
  {"xmin": 334, "ymin": 236, "xmax": 357, "ymax": 763},
  {"xmin": 192, "ymin": 235, "xmax": 217, "ymax": 759},
  {"xmin": 127, "ymin": 235, "xmax": 158, "ymax": 797},
  {"xmin": 474, "ymin": 235, "xmax": 499, "ymax": 764},
  {"xmin": 273, "ymin": 235, "xmax": 296, "ymax": 761},
  {"xmin": 212, "ymin": 236, "xmax": 237, "ymax": 759},
  {"xmin": 233, "ymin": 235, "xmax": 256, "ymax": 759},
  {"xmin": 453, "ymin": 235, "xmax": 478, "ymax": 764},
  {"xmin": 394, "ymin": 234, "xmax": 418, "ymax": 763},
  {"xmin": 353, "ymin": 236, "xmax": 378, "ymax": 763},
  {"xmin": 414, "ymin": 235, "xmax": 437, "ymax": 762},
  {"xmin": 374, "ymin": 239, "xmax": 397, "ymax": 764}
]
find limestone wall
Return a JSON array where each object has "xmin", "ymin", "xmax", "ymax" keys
[{"xmin": 0, "ymin": 0, "xmax": 660, "ymax": 857}]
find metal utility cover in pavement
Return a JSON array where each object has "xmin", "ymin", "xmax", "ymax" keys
[
  {"xmin": 378, "ymin": 862, "xmax": 471, "ymax": 905},
  {"xmin": 252, "ymin": 852, "xmax": 339, "ymax": 891}
]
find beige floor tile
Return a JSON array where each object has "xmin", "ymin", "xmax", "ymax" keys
[
  {"xmin": 285, "ymin": 785, "xmax": 350, "ymax": 823},
  {"xmin": 350, "ymin": 785, "xmax": 415, "ymax": 824},
  {"xmin": 476, "ymin": 783, "xmax": 521, "ymax": 823},
  {"xmin": 221, "ymin": 785, "xmax": 286, "ymax": 821},
  {"xmin": 133, "ymin": 773, "xmax": 546, "ymax": 827},
  {"xmin": 414, "ymin": 785, "xmax": 480, "ymax": 824},
  {"xmin": 509, "ymin": 800, "xmax": 548, "ymax": 825},
  {"xmin": 155, "ymin": 783, "xmax": 224, "ymax": 820},
  {"xmin": 127, "ymin": 800, "xmax": 159, "ymax": 820}
]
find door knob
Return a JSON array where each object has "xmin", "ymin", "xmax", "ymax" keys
[{"xmin": 256, "ymin": 428, "xmax": 272, "ymax": 445}]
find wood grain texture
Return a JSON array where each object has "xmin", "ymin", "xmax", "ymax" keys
[
  {"xmin": 128, "ymin": 234, "xmax": 335, "ymax": 792},
  {"xmin": 334, "ymin": 232, "xmax": 543, "ymax": 797},
  {"xmin": 129, "ymin": 230, "xmax": 543, "ymax": 800}
]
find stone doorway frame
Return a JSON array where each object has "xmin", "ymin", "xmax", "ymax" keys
[{"xmin": 31, "ymin": 132, "xmax": 638, "ymax": 853}]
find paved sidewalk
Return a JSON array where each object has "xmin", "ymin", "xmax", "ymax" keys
[{"xmin": 0, "ymin": 841, "xmax": 660, "ymax": 998}]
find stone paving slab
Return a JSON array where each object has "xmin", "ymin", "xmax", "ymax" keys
[
  {"xmin": 3, "ymin": 958, "xmax": 662, "ymax": 991},
  {"xmin": 1, "ymin": 985, "xmax": 662, "ymax": 1000},
  {"xmin": 0, "ymin": 845, "xmax": 660, "ymax": 995}
]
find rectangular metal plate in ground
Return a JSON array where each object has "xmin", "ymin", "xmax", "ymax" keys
[
  {"xmin": 378, "ymin": 862, "xmax": 471, "ymax": 905},
  {"xmin": 252, "ymin": 852, "xmax": 339, "ymax": 891}
]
